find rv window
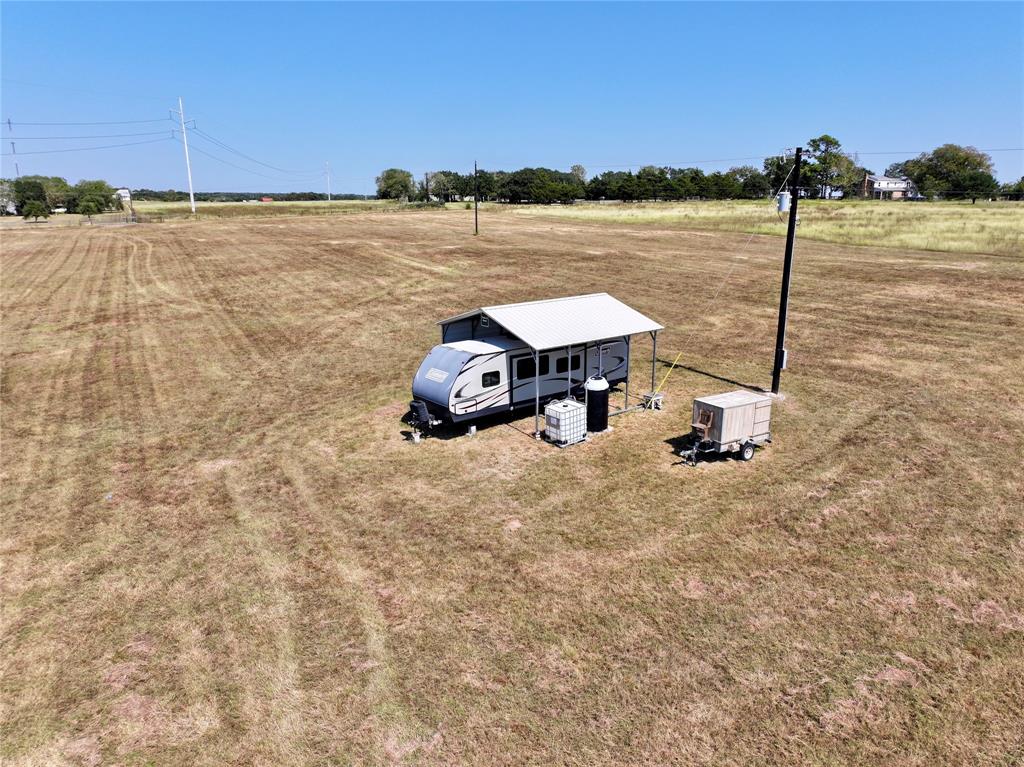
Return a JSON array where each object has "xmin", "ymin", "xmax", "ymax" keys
[
  {"xmin": 556, "ymin": 354, "xmax": 582, "ymax": 374},
  {"xmin": 482, "ymin": 371, "xmax": 500, "ymax": 388},
  {"xmin": 515, "ymin": 355, "xmax": 549, "ymax": 379}
]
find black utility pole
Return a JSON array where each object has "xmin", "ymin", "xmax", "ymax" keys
[
  {"xmin": 474, "ymin": 160, "xmax": 479, "ymax": 235},
  {"xmin": 771, "ymin": 146, "xmax": 802, "ymax": 395}
]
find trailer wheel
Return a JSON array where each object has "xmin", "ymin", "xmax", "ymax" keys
[{"xmin": 739, "ymin": 442, "xmax": 755, "ymax": 461}]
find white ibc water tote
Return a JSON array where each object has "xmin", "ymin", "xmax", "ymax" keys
[{"xmin": 544, "ymin": 399, "xmax": 587, "ymax": 445}]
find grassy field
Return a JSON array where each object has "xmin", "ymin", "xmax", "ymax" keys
[
  {"xmin": 132, "ymin": 198, "xmax": 393, "ymax": 220},
  {"xmin": 2, "ymin": 210, "xmax": 1022, "ymax": 765},
  {"xmin": 498, "ymin": 199, "xmax": 1024, "ymax": 257}
]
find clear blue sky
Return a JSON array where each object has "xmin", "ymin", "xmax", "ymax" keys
[{"xmin": 2, "ymin": 1, "xmax": 1021, "ymax": 193}]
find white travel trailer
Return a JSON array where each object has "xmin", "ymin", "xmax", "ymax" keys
[{"xmin": 407, "ymin": 293, "xmax": 663, "ymax": 435}]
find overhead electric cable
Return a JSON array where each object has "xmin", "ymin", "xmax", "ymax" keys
[
  {"xmin": 0, "ymin": 136, "xmax": 173, "ymax": 156},
  {"xmin": 3, "ymin": 118, "xmax": 173, "ymax": 127},
  {"xmin": 171, "ymin": 134, "xmax": 324, "ymax": 182},
  {"xmin": 7, "ymin": 130, "xmax": 173, "ymax": 140},
  {"xmin": 190, "ymin": 126, "xmax": 319, "ymax": 175}
]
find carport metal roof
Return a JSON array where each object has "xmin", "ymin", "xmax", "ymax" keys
[{"xmin": 438, "ymin": 293, "xmax": 663, "ymax": 351}]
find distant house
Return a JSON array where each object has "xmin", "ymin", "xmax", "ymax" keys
[
  {"xmin": 861, "ymin": 174, "xmax": 920, "ymax": 200},
  {"xmin": 260, "ymin": 196, "xmax": 274, "ymax": 202},
  {"xmin": 115, "ymin": 188, "xmax": 132, "ymax": 204}
]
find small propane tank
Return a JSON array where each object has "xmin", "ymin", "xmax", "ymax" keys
[
  {"xmin": 778, "ymin": 191, "xmax": 791, "ymax": 213},
  {"xmin": 585, "ymin": 376, "xmax": 610, "ymax": 432}
]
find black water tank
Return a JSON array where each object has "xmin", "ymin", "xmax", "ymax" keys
[{"xmin": 585, "ymin": 376, "xmax": 609, "ymax": 432}]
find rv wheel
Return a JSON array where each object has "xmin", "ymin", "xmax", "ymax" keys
[{"xmin": 739, "ymin": 443, "xmax": 755, "ymax": 461}]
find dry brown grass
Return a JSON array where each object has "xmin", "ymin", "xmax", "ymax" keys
[
  {"xmin": 2, "ymin": 209, "xmax": 1022, "ymax": 765},
  {"xmin": 500, "ymin": 199, "xmax": 1024, "ymax": 257}
]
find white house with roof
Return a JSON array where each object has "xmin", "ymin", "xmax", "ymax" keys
[{"xmin": 861, "ymin": 174, "xmax": 919, "ymax": 200}]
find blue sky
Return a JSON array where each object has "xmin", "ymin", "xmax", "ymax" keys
[{"xmin": 2, "ymin": 2, "xmax": 1021, "ymax": 193}]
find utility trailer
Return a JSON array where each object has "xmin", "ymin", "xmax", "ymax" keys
[{"xmin": 679, "ymin": 390, "xmax": 772, "ymax": 465}]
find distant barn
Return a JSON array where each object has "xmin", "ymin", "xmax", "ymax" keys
[{"xmin": 260, "ymin": 197, "xmax": 274, "ymax": 202}]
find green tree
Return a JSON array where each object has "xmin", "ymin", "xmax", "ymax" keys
[
  {"xmin": 762, "ymin": 156, "xmax": 791, "ymax": 195},
  {"xmin": 375, "ymin": 168, "xmax": 415, "ymax": 200},
  {"xmin": 77, "ymin": 196, "xmax": 103, "ymax": 222},
  {"xmin": 896, "ymin": 144, "xmax": 996, "ymax": 200},
  {"xmin": 730, "ymin": 166, "xmax": 771, "ymax": 198},
  {"xmin": 68, "ymin": 180, "xmax": 115, "ymax": 213},
  {"xmin": 999, "ymin": 177, "xmax": 1024, "ymax": 200},
  {"xmin": 706, "ymin": 171, "xmax": 742, "ymax": 199},
  {"xmin": 570, "ymin": 164, "xmax": 587, "ymax": 185},
  {"xmin": 474, "ymin": 169, "xmax": 496, "ymax": 201},
  {"xmin": 12, "ymin": 178, "xmax": 47, "ymax": 214},
  {"xmin": 423, "ymin": 171, "xmax": 455, "ymax": 202},
  {"xmin": 806, "ymin": 135, "xmax": 854, "ymax": 198},
  {"xmin": 17, "ymin": 176, "xmax": 71, "ymax": 209},
  {"xmin": 22, "ymin": 200, "xmax": 49, "ymax": 222},
  {"xmin": 841, "ymin": 166, "xmax": 873, "ymax": 198},
  {"xmin": 954, "ymin": 169, "xmax": 998, "ymax": 203},
  {"xmin": 636, "ymin": 166, "xmax": 670, "ymax": 200}
]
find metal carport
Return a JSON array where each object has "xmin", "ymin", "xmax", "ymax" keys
[{"xmin": 438, "ymin": 293, "xmax": 663, "ymax": 437}]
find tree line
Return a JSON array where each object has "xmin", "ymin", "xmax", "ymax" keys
[
  {"xmin": 377, "ymin": 136, "xmax": 1018, "ymax": 204},
  {"xmin": 1, "ymin": 176, "xmax": 121, "ymax": 221}
]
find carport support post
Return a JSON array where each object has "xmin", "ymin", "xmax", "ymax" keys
[
  {"xmin": 624, "ymin": 336, "xmax": 630, "ymax": 408},
  {"xmin": 650, "ymin": 331, "xmax": 657, "ymax": 392},
  {"xmin": 533, "ymin": 349, "xmax": 541, "ymax": 439},
  {"xmin": 566, "ymin": 346, "xmax": 571, "ymax": 399}
]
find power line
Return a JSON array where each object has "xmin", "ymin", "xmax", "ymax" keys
[
  {"xmin": 6, "ymin": 130, "xmax": 174, "ymax": 140},
  {"xmin": 190, "ymin": 126, "xmax": 319, "ymax": 175},
  {"xmin": 3, "ymin": 118, "xmax": 173, "ymax": 127},
  {"xmin": 583, "ymin": 155, "xmax": 768, "ymax": 170},
  {"xmin": 171, "ymin": 134, "xmax": 324, "ymax": 182},
  {"xmin": 0, "ymin": 137, "xmax": 173, "ymax": 156}
]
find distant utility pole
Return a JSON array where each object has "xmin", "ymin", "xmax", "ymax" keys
[
  {"xmin": 771, "ymin": 146, "xmax": 802, "ymax": 395},
  {"xmin": 424, "ymin": 172, "xmax": 429, "ymax": 201},
  {"xmin": 474, "ymin": 160, "xmax": 479, "ymax": 235},
  {"xmin": 176, "ymin": 97, "xmax": 196, "ymax": 214},
  {"xmin": 326, "ymin": 161, "xmax": 332, "ymax": 201}
]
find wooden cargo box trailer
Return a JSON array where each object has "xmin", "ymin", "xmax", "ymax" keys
[{"xmin": 682, "ymin": 390, "xmax": 772, "ymax": 464}]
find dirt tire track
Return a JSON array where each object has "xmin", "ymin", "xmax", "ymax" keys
[{"xmin": 278, "ymin": 456, "xmax": 436, "ymax": 765}]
